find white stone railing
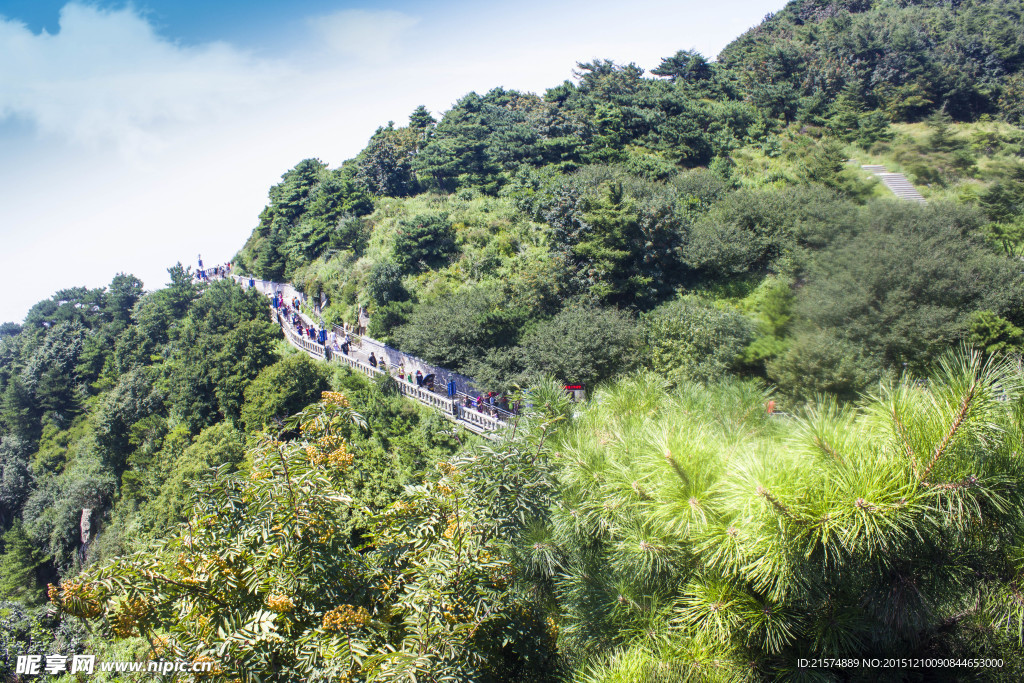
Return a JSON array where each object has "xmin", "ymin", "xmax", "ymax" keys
[
  {"xmin": 457, "ymin": 406, "xmax": 504, "ymax": 432},
  {"xmin": 328, "ymin": 351, "xmax": 503, "ymax": 434},
  {"xmin": 278, "ymin": 312, "xmax": 326, "ymax": 359},
  {"xmin": 332, "ymin": 351, "xmax": 376, "ymax": 379}
]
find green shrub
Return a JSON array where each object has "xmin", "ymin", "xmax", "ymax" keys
[
  {"xmin": 515, "ymin": 304, "xmax": 638, "ymax": 389},
  {"xmin": 366, "ymin": 301, "xmax": 413, "ymax": 344},
  {"xmin": 640, "ymin": 296, "xmax": 753, "ymax": 386},
  {"xmin": 240, "ymin": 354, "xmax": 332, "ymax": 432},
  {"xmin": 392, "ymin": 214, "xmax": 457, "ymax": 271}
]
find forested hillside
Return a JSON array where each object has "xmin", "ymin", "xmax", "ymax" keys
[
  {"xmin": 234, "ymin": 0, "xmax": 1024, "ymax": 403},
  {"xmin": 4, "ymin": 0, "xmax": 1024, "ymax": 679},
  {"xmin": 0, "ymin": 273, "xmax": 463, "ymax": 676},
  {"xmin": 719, "ymin": 0, "xmax": 1024, "ymax": 124}
]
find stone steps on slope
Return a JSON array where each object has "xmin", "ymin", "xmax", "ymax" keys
[{"xmin": 860, "ymin": 165, "xmax": 927, "ymax": 203}]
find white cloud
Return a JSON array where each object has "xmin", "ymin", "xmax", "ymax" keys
[
  {"xmin": 0, "ymin": 3, "xmax": 289, "ymax": 156},
  {"xmin": 307, "ymin": 9, "xmax": 419, "ymax": 62},
  {"xmin": 0, "ymin": 0, "xmax": 783, "ymax": 323}
]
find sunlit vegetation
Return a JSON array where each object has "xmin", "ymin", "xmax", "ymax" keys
[{"xmin": 5, "ymin": 0, "xmax": 1024, "ymax": 677}]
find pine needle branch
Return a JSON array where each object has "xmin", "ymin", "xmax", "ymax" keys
[
  {"xmin": 812, "ymin": 436, "xmax": 842, "ymax": 463},
  {"xmin": 890, "ymin": 405, "xmax": 918, "ymax": 478},
  {"xmin": 922, "ymin": 475, "xmax": 980, "ymax": 492},
  {"xmin": 664, "ymin": 449, "xmax": 691, "ymax": 487},
  {"xmin": 921, "ymin": 380, "xmax": 978, "ymax": 482},
  {"xmin": 756, "ymin": 485, "xmax": 793, "ymax": 520}
]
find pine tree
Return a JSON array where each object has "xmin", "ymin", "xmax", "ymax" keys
[
  {"xmin": 0, "ymin": 521, "xmax": 43, "ymax": 605},
  {"xmin": 409, "ymin": 105, "xmax": 436, "ymax": 129},
  {"xmin": 548, "ymin": 350, "xmax": 1024, "ymax": 680},
  {"xmin": 254, "ymin": 225, "xmax": 287, "ymax": 281}
]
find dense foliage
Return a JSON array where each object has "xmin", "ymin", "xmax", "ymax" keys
[
  {"xmin": 57, "ymin": 386, "xmax": 567, "ymax": 682},
  {"xmin": 231, "ymin": 2, "xmax": 1024, "ymax": 399},
  {"xmin": 550, "ymin": 354, "xmax": 1024, "ymax": 680},
  {"xmin": 719, "ymin": 0, "xmax": 1024, "ymax": 124},
  {"xmin": 0, "ymin": 272, "xmax": 460, "ymax": 664},
  {"xmin": 43, "ymin": 354, "xmax": 1024, "ymax": 680},
  {"xmin": 5, "ymin": 0, "xmax": 1024, "ymax": 677}
]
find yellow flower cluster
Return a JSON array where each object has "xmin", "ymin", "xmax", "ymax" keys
[
  {"xmin": 545, "ymin": 616, "xmax": 559, "ymax": 639},
  {"xmin": 436, "ymin": 461, "xmax": 457, "ymax": 476},
  {"xmin": 319, "ymin": 433, "xmax": 344, "ymax": 450},
  {"xmin": 489, "ymin": 563, "xmax": 516, "ymax": 589},
  {"xmin": 151, "ymin": 635, "xmax": 170, "ymax": 657},
  {"xmin": 321, "ymin": 391, "xmax": 351, "ymax": 407},
  {"xmin": 266, "ymin": 594, "xmax": 296, "ymax": 613},
  {"xmin": 306, "ymin": 439, "xmax": 352, "ymax": 469},
  {"xmin": 442, "ymin": 516, "xmax": 459, "ymax": 539},
  {"xmin": 376, "ymin": 575, "xmax": 399, "ymax": 593},
  {"xmin": 437, "ymin": 483, "xmax": 454, "ymax": 496},
  {"xmin": 441, "ymin": 596, "xmax": 473, "ymax": 624},
  {"xmin": 315, "ymin": 527, "xmax": 336, "ymax": 544},
  {"xmin": 49, "ymin": 581, "xmax": 103, "ymax": 619},
  {"xmin": 204, "ymin": 555, "xmax": 232, "ymax": 574},
  {"xmin": 192, "ymin": 655, "xmax": 221, "ymax": 678},
  {"xmin": 323, "ymin": 604, "xmax": 371, "ymax": 631},
  {"xmin": 327, "ymin": 443, "xmax": 353, "ymax": 469},
  {"xmin": 110, "ymin": 598, "xmax": 148, "ymax": 637},
  {"xmin": 384, "ymin": 501, "xmax": 411, "ymax": 516},
  {"xmin": 298, "ymin": 509, "xmax": 337, "ymax": 543}
]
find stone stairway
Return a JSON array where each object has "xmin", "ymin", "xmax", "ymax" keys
[{"xmin": 861, "ymin": 165, "xmax": 926, "ymax": 203}]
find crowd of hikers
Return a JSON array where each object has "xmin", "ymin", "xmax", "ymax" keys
[
  {"xmin": 271, "ymin": 292, "xmax": 335, "ymax": 349},
  {"xmin": 246, "ymin": 275, "xmax": 514, "ymax": 422},
  {"xmin": 195, "ymin": 255, "xmax": 231, "ymax": 282},
  {"xmin": 364, "ymin": 352, "xmax": 516, "ymax": 419}
]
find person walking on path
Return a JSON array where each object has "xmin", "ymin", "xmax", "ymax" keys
[
  {"xmin": 369, "ymin": 352, "xmax": 377, "ymax": 368},
  {"xmin": 415, "ymin": 370, "xmax": 423, "ymax": 387},
  {"xmin": 451, "ymin": 387, "xmax": 460, "ymax": 417},
  {"xmin": 358, "ymin": 307, "xmax": 369, "ymax": 336}
]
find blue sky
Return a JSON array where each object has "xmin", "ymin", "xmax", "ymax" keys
[
  {"xmin": 3, "ymin": 0, "xmax": 360, "ymax": 45},
  {"xmin": 0, "ymin": 0, "xmax": 783, "ymax": 323}
]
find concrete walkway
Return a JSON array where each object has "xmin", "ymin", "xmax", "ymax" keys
[{"xmin": 235, "ymin": 276, "xmax": 508, "ymax": 439}]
